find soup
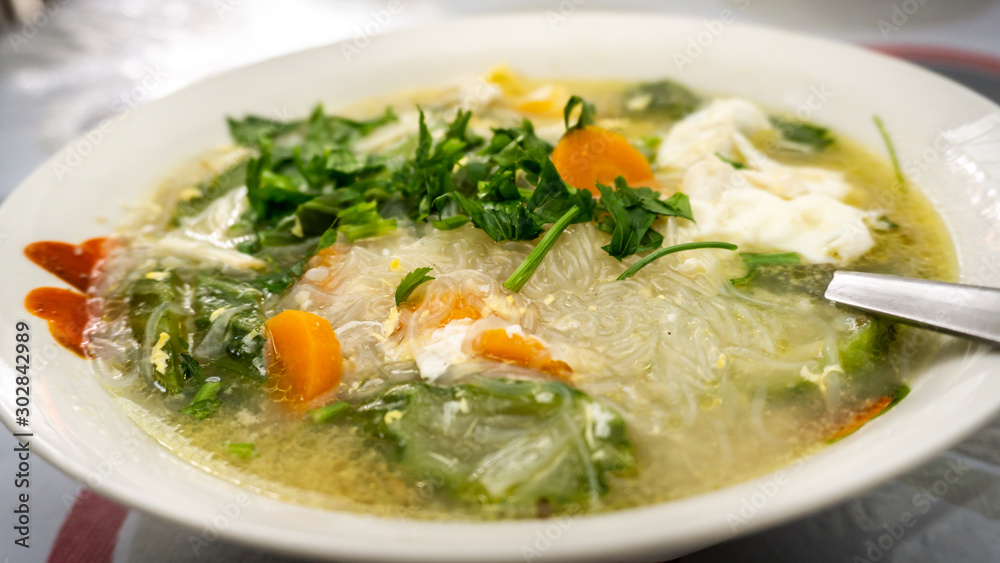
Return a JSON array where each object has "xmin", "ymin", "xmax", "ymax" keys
[{"xmin": 50, "ymin": 67, "xmax": 954, "ymax": 520}]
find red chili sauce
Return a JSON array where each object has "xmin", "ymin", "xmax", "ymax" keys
[{"xmin": 23, "ymin": 238, "xmax": 110, "ymax": 357}]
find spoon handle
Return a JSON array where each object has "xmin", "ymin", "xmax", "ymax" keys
[{"xmin": 825, "ymin": 271, "xmax": 1000, "ymax": 346}]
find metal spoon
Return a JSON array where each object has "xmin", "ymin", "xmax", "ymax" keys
[{"xmin": 825, "ymin": 271, "xmax": 1000, "ymax": 346}]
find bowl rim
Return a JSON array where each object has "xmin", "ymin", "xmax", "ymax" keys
[{"xmin": 3, "ymin": 10, "xmax": 1000, "ymax": 562}]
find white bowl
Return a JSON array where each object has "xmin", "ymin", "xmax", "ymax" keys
[{"xmin": 3, "ymin": 12, "xmax": 1000, "ymax": 562}]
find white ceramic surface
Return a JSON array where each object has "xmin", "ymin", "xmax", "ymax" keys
[{"xmin": 2, "ymin": 12, "xmax": 1000, "ymax": 562}]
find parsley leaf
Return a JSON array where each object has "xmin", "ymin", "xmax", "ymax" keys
[
  {"xmin": 526, "ymin": 152, "xmax": 595, "ymax": 224},
  {"xmin": 393, "ymin": 108, "xmax": 483, "ymax": 222},
  {"xmin": 447, "ymin": 193, "xmax": 543, "ymax": 242},
  {"xmin": 563, "ymin": 96, "xmax": 596, "ymax": 131},
  {"xmin": 595, "ymin": 177, "xmax": 694, "ymax": 261},
  {"xmin": 479, "ymin": 119, "xmax": 554, "ymax": 157},
  {"xmin": 395, "ymin": 267, "xmax": 435, "ymax": 305}
]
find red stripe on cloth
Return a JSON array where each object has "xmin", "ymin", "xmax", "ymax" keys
[{"xmin": 48, "ymin": 489, "xmax": 129, "ymax": 563}]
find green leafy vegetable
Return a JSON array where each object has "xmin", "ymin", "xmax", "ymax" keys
[
  {"xmin": 886, "ymin": 384, "xmax": 910, "ymax": 409},
  {"xmin": 479, "ymin": 119, "xmax": 554, "ymax": 157},
  {"xmin": 771, "ymin": 117, "xmax": 833, "ymax": 152},
  {"xmin": 229, "ymin": 104, "xmax": 400, "ymax": 257},
  {"xmin": 596, "ymin": 177, "xmax": 694, "ymax": 261},
  {"xmin": 729, "ymin": 252, "xmax": 802, "ymax": 286},
  {"xmin": 432, "ymin": 215, "xmax": 471, "ymax": 230},
  {"xmin": 181, "ymin": 379, "xmax": 223, "ymax": 419},
  {"xmin": 204, "ymin": 98, "xmax": 716, "ymax": 296},
  {"xmin": 335, "ymin": 200, "xmax": 397, "ymax": 242},
  {"xmin": 356, "ymin": 378, "xmax": 634, "ymax": 509},
  {"xmin": 307, "ymin": 401, "xmax": 351, "ymax": 424},
  {"xmin": 395, "ymin": 267, "xmax": 436, "ymax": 306},
  {"xmin": 126, "ymin": 272, "xmax": 200, "ymax": 394},
  {"xmin": 731, "ymin": 259, "xmax": 834, "ymax": 298},
  {"xmin": 251, "ymin": 224, "xmax": 340, "ymax": 293},
  {"xmin": 226, "ymin": 116, "xmax": 299, "ymax": 148},
  {"xmin": 392, "ymin": 108, "xmax": 483, "ymax": 222},
  {"xmin": 338, "ymin": 219, "xmax": 398, "ymax": 242},
  {"xmin": 526, "ymin": 154, "xmax": 595, "ymax": 224},
  {"xmin": 192, "ymin": 273, "xmax": 266, "ymax": 377},
  {"xmin": 766, "ymin": 379, "xmax": 826, "ymax": 413},
  {"xmin": 838, "ymin": 315, "xmax": 895, "ymax": 374},
  {"xmin": 622, "ymin": 80, "xmax": 700, "ymax": 119},
  {"xmin": 873, "ymin": 116, "xmax": 906, "ymax": 190},
  {"xmin": 228, "ymin": 105, "xmax": 396, "ymax": 156},
  {"xmin": 618, "ymin": 241, "xmax": 738, "ymax": 280},
  {"xmin": 563, "ymin": 95, "xmax": 596, "ymax": 131},
  {"xmin": 448, "ymin": 192, "xmax": 543, "ymax": 243}
]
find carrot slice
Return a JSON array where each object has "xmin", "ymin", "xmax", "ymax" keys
[
  {"xmin": 828, "ymin": 396, "xmax": 893, "ymax": 442},
  {"xmin": 551, "ymin": 126, "xmax": 655, "ymax": 195},
  {"xmin": 264, "ymin": 310, "xmax": 342, "ymax": 404},
  {"xmin": 474, "ymin": 328, "xmax": 571, "ymax": 379}
]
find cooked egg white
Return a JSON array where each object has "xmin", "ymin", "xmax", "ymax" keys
[{"xmin": 657, "ymin": 98, "xmax": 873, "ymax": 265}]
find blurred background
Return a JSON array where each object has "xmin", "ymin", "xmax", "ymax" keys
[{"xmin": 2, "ymin": 1, "xmax": 1000, "ymax": 562}]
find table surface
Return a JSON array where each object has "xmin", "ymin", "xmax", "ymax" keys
[{"xmin": 2, "ymin": 1, "xmax": 1000, "ymax": 561}]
